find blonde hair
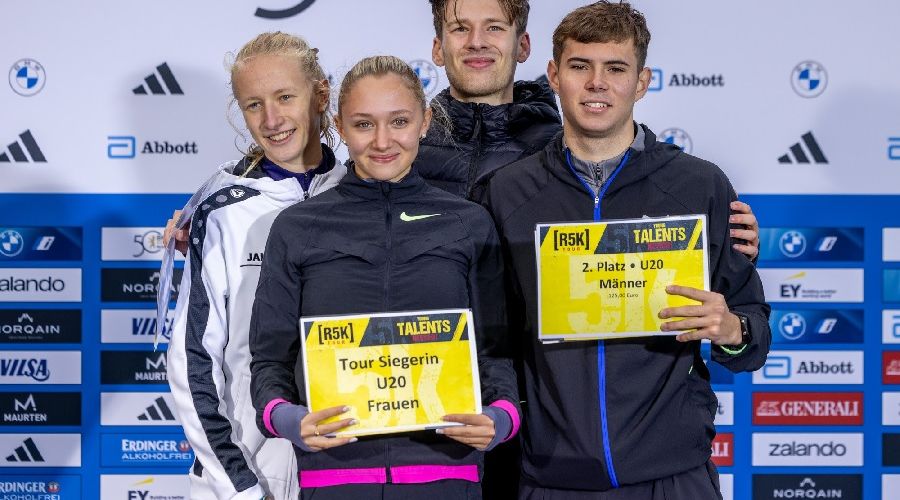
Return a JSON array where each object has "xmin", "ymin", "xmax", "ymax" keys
[
  {"xmin": 337, "ymin": 55, "xmax": 427, "ymax": 116},
  {"xmin": 229, "ymin": 31, "xmax": 334, "ymax": 173}
]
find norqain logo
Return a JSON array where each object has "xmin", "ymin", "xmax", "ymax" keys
[{"xmin": 255, "ymin": 0, "xmax": 317, "ymax": 18}]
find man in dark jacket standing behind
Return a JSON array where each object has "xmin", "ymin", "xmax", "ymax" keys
[{"xmin": 481, "ymin": 2, "xmax": 770, "ymax": 498}]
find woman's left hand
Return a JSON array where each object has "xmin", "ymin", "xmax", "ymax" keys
[{"xmin": 438, "ymin": 413, "xmax": 496, "ymax": 450}]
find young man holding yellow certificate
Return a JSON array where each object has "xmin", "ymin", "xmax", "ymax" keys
[{"xmin": 480, "ymin": 2, "xmax": 770, "ymax": 498}]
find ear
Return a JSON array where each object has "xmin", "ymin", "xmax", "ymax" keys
[
  {"xmin": 516, "ymin": 32, "xmax": 531, "ymax": 63},
  {"xmin": 317, "ymin": 78, "xmax": 330, "ymax": 113},
  {"xmin": 432, "ymin": 36, "xmax": 445, "ymax": 67},
  {"xmin": 546, "ymin": 59, "xmax": 561, "ymax": 95},
  {"xmin": 634, "ymin": 67, "xmax": 651, "ymax": 102},
  {"xmin": 334, "ymin": 115, "xmax": 345, "ymax": 141},
  {"xmin": 420, "ymin": 107, "xmax": 433, "ymax": 138}
]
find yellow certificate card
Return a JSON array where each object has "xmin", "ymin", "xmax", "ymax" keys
[
  {"xmin": 536, "ymin": 215, "xmax": 709, "ymax": 342},
  {"xmin": 300, "ymin": 309, "xmax": 481, "ymax": 436}
]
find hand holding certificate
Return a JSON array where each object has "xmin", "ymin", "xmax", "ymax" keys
[
  {"xmin": 536, "ymin": 215, "xmax": 710, "ymax": 342},
  {"xmin": 300, "ymin": 309, "xmax": 481, "ymax": 437}
]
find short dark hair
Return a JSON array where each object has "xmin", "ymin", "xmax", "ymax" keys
[
  {"xmin": 552, "ymin": 1, "xmax": 650, "ymax": 69},
  {"xmin": 429, "ymin": 0, "xmax": 530, "ymax": 38}
]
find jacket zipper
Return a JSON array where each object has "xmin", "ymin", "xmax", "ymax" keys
[
  {"xmin": 464, "ymin": 105, "xmax": 484, "ymax": 196},
  {"xmin": 564, "ymin": 148, "xmax": 631, "ymax": 489},
  {"xmin": 381, "ymin": 182, "xmax": 393, "ymax": 482}
]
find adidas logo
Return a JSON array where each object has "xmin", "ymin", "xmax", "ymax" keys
[
  {"xmin": 0, "ymin": 130, "xmax": 46, "ymax": 163},
  {"xmin": 137, "ymin": 396, "xmax": 176, "ymax": 421},
  {"xmin": 5, "ymin": 437, "xmax": 44, "ymax": 462},
  {"xmin": 133, "ymin": 62, "xmax": 183, "ymax": 95},
  {"xmin": 778, "ymin": 132, "xmax": 828, "ymax": 164}
]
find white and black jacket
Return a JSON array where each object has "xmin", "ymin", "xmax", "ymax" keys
[{"xmin": 166, "ymin": 152, "xmax": 345, "ymax": 499}]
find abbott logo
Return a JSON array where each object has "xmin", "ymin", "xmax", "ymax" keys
[
  {"xmin": 108, "ymin": 136, "xmax": 136, "ymax": 159},
  {"xmin": 763, "ymin": 356, "xmax": 791, "ymax": 378},
  {"xmin": 754, "ymin": 351, "xmax": 863, "ymax": 384}
]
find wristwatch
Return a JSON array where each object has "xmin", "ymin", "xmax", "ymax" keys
[{"xmin": 722, "ymin": 312, "xmax": 751, "ymax": 350}]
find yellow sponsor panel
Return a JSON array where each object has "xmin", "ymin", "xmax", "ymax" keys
[
  {"xmin": 536, "ymin": 215, "xmax": 709, "ymax": 341},
  {"xmin": 301, "ymin": 309, "xmax": 481, "ymax": 436}
]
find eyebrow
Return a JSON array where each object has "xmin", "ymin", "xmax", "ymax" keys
[
  {"xmin": 347, "ymin": 109, "xmax": 414, "ymax": 119},
  {"xmin": 446, "ymin": 17, "xmax": 511, "ymax": 26},
  {"xmin": 566, "ymin": 57, "xmax": 631, "ymax": 66}
]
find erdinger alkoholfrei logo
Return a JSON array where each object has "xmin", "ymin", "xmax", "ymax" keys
[
  {"xmin": 255, "ymin": 0, "xmax": 317, "ymax": 18},
  {"xmin": 0, "ymin": 230, "xmax": 24, "ymax": 257},
  {"xmin": 659, "ymin": 128, "xmax": 692, "ymax": 154},
  {"xmin": 133, "ymin": 62, "xmax": 183, "ymax": 95},
  {"xmin": 8, "ymin": 59, "xmax": 45, "ymax": 96},
  {"xmin": 0, "ymin": 130, "xmax": 46, "ymax": 163},
  {"xmin": 778, "ymin": 132, "xmax": 828, "ymax": 164},
  {"xmin": 409, "ymin": 60, "xmax": 440, "ymax": 97},
  {"xmin": 778, "ymin": 230, "xmax": 807, "ymax": 258},
  {"xmin": 778, "ymin": 312, "xmax": 807, "ymax": 340},
  {"xmin": 791, "ymin": 61, "xmax": 827, "ymax": 98}
]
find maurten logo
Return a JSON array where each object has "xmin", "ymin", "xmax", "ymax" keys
[
  {"xmin": 791, "ymin": 61, "xmax": 827, "ymax": 98},
  {"xmin": 138, "ymin": 396, "xmax": 176, "ymax": 422},
  {"xmin": 14, "ymin": 394, "xmax": 37, "ymax": 412},
  {"xmin": 255, "ymin": 0, "xmax": 317, "ymax": 18},
  {"xmin": 9, "ymin": 59, "xmax": 46, "ymax": 97},
  {"xmin": 5, "ymin": 437, "xmax": 44, "ymax": 462},
  {"xmin": 0, "ymin": 130, "xmax": 46, "ymax": 163},
  {"xmin": 778, "ymin": 132, "xmax": 828, "ymax": 164},
  {"xmin": 133, "ymin": 62, "xmax": 183, "ymax": 95}
]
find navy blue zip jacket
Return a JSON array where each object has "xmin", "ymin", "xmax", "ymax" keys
[
  {"xmin": 249, "ymin": 165, "xmax": 520, "ymax": 483},
  {"xmin": 479, "ymin": 126, "xmax": 770, "ymax": 491},
  {"xmin": 415, "ymin": 80, "xmax": 561, "ymax": 199}
]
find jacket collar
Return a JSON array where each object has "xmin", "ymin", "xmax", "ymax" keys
[
  {"xmin": 337, "ymin": 163, "xmax": 430, "ymax": 201},
  {"xmin": 543, "ymin": 124, "xmax": 682, "ymax": 195},
  {"xmin": 425, "ymin": 80, "xmax": 560, "ymax": 145}
]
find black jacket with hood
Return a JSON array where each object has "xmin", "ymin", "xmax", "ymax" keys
[
  {"xmin": 414, "ymin": 80, "xmax": 561, "ymax": 199},
  {"xmin": 480, "ymin": 125, "xmax": 771, "ymax": 491}
]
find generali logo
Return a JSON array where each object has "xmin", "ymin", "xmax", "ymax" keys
[
  {"xmin": 884, "ymin": 352, "xmax": 900, "ymax": 384},
  {"xmin": 711, "ymin": 433, "xmax": 733, "ymax": 467},
  {"xmin": 753, "ymin": 392, "xmax": 863, "ymax": 425}
]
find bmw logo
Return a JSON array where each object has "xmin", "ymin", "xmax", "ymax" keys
[
  {"xmin": 778, "ymin": 312, "xmax": 807, "ymax": 340},
  {"xmin": 8, "ymin": 59, "xmax": 46, "ymax": 97},
  {"xmin": 47, "ymin": 482, "xmax": 61, "ymax": 493},
  {"xmin": 779, "ymin": 230, "xmax": 807, "ymax": 258},
  {"xmin": 408, "ymin": 59, "xmax": 440, "ymax": 97},
  {"xmin": 179, "ymin": 440, "xmax": 192, "ymax": 452},
  {"xmin": 791, "ymin": 61, "xmax": 827, "ymax": 98},
  {"xmin": 660, "ymin": 128, "xmax": 692, "ymax": 154},
  {"xmin": 0, "ymin": 229, "xmax": 25, "ymax": 257}
]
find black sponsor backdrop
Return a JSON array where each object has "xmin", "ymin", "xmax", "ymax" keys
[
  {"xmin": 101, "ymin": 268, "xmax": 182, "ymax": 302},
  {"xmin": 0, "ymin": 392, "xmax": 81, "ymax": 426},
  {"xmin": 753, "ymin": 474, "xmax": 862, "ymax": 500},
  {"xmin": 100, "ymin": 351, "xmax": 168, "ymax": 385},
  {"xmin": 0, "ymin": 309, "xmax": 81, "ymax": 343},
  {"xmin": 883, "ymin": 434, "xmax": 900, "ymax": 466}
]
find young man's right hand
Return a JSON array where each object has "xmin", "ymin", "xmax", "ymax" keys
[{"xmin": 163, "ymin": 209, "xmax": 190, "ymax": 255}]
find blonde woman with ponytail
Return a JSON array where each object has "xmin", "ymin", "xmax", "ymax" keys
[
  {"xmin": 249, "ymin": 55, "xmax": 520, "ymax": 500},
  {"xmin": 165, "ymin": 31, "xmax": 345, "ymax": 500}
]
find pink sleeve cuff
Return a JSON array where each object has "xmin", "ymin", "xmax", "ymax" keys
[
  {"xmin": 489, "ymin": 400, "xmax": 520, "ymax": 442},
  {"xmin": 263, "ymin": 398, "xmax": 290, "ymax": 437}
]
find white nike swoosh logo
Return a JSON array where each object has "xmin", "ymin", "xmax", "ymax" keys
[{"xmin": 399, "ymin": 212, "xmax": 441, "ymax": 222}]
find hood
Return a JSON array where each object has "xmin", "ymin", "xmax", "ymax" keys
[{"xmin": 426, "ymin": 80, "xmax": 560, "ymax": 145}]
